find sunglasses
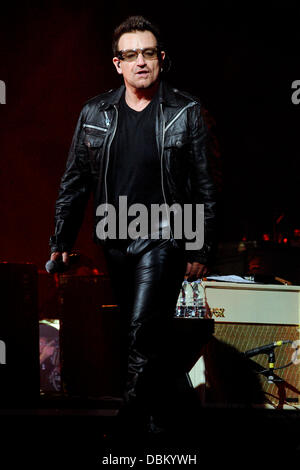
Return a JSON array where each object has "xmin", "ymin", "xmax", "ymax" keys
[{"xmin": 117, "ymin": 47, "xmax": 159, "ymax": 62}]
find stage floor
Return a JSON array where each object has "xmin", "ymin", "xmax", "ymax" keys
[{"xmin": 0, "ymin": 395, "xmax": 299, "ymax": 465}]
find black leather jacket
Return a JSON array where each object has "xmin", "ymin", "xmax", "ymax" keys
[{"xmin": 49, "ymin": 80, "xmax": 217, "ymax": 264}]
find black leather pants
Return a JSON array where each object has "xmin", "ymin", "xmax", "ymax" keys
[{"xmin": 103, "ymin": 237, "xmax": 188, "ymax": 428}]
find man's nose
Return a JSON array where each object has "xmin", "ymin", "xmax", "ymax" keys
[{"xmin": 136, "ymin": 52, "xmax": 146, "ymax": 66}]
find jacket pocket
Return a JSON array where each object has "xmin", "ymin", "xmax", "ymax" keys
[
  {"xmin": 164, "ymin": 132, "xmax": 189, "ymax": 150},
  {"xmin": 164, "ymin": 133, "xmax": 190, "ymax": 202},
  {"xmin": 83, "ymin": 125, "xmax": 107, "ymax": 148},
  {"xmin": 83, "ymin": 126, "xmax": 106, "ymax": 173}
]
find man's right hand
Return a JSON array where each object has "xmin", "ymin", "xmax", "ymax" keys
[{"xmin": 50, "ymin": 251, "xmax": 69, "ymax": 266}]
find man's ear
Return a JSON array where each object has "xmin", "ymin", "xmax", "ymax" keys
[
  {"xmin": 112, "ymin": 57, "xmax": 123, "ymax": 75},
  {"xmin": 160, "ymin": 50, "xmax": 166, "ymax": 71}
]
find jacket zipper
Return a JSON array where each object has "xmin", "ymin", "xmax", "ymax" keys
[
  {"xmin": 159, "ymin": 101, "xmax": 196, "ymax": 240},
  {"xmin": 160, "ymin": 103, "xmax": 175, "ymax": 240},
  {"xmin": 104, "ymin": 111, "xmax": 110, "ymax": 128},
  {"xmin": 83, "ymin": 123, "xmax": 108, "ymax": 132},
  {"xmin": 100, "ymin": 105, "xmax": 118, "ymax": 240},
  {"xmin": 164, "ymin": 102, "xmax": 197, "ymax": 133}
]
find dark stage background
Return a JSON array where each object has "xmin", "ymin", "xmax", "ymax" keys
[{"xmin": 0, "ymin": 1, "xmax": 299, "ymax": 279}]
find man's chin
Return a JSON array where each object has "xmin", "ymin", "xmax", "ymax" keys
[
  {"xmin": 134, "ymin": 81, "xmax": 151, "ymax": 89},
  {"xmin": 134, "ymin": 79, "xmax": 157, "ymax": 90}
]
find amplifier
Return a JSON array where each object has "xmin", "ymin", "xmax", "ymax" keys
[
  {"xmin": 57, "ymin": 274, "xmax": 214, "ymax": 399},
  {"xmin": 58, "ymin": 274, "xmax": 121, "ymax": 398},
  {"xmin": 0, "ymin": 262, "xmax": 40, "ymax": 401},
  {"xmin": 187, "ymin": 281, "xmax": 300, "ymax": 408}
]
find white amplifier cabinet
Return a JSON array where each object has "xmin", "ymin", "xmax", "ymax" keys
[{"xmin": 188, "ymin": 281, "xmax": 300, "ymax": 409}]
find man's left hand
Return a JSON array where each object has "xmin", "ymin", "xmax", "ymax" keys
[{"xmin": 185, "ymin": 262, "xmax": 208, "ymax": 281}]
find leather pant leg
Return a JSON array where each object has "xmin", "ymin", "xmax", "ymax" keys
[{"xmin": 103, "ymin": 238, "xmax": 187, "ymax": 425}]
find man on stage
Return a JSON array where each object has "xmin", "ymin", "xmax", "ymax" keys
[{"xmin": 49, "ymin": 15, "xmax": 217, "ymax": 437}]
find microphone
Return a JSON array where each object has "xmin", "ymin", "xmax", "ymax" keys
[
  {"xmin": 45, "ymin": 259, "xmax": 68, "ymax": 274},
  {"xmin": 45, "ymin": 252, "xmax": 80, "ymax": 274},
  {"xmin": 244, "ymin": 340, "xmax": 291, "ymax": 358}
]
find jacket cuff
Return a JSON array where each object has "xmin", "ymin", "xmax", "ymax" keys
[
  {"xmin": 49, "ymin": 236, "xmax": 71, "ymax": 254},
  {"xmin": 185, "ymin": 242, "xmax": 212, "ymax": 265},
  {"xmin": 185, "ymin": 252, "xmax": 208, "ymax": 265}
]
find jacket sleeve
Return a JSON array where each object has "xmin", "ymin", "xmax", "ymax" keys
[
  {"xmin": 49, "ymin": 107, "xmax": 93, "ymax": 253},
  {"xmin": 185, "ymin": 103, "xmax": 218, "ymax": 265}
]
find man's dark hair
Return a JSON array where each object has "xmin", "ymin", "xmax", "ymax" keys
[{"xmin": 112, "ymin": 15, "xmax": 163, "ymax": 56}]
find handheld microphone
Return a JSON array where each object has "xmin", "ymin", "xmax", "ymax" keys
[
  {"xmin": 45, "ymin": 259, "xmax": 68, "ymax": 274},
  {"xmin": 244, "ymin": 340, "xmax": 291, "ymax": 358},
  {"xmin": 45, "ymin": 252, "xmax": 80, "ymax": 274}
]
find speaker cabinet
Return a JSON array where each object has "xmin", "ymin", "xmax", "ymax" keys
[
  {"xmin": 188, "ymin": 281, "xmax": 300, "ymax": 408},
  {"xmin": 201, "ymin": 323, "xmax": 299, "ymax": 408},
  {"xmin": 0, "ymin": 263, "xmax": 40, "ymax": 402},
  {"xmin": 57, "ymin": 273, "xmax": 215, "ymax": 400},
  {"xmin": 58, "ymin": 274, "xmax": 121, "ymax": 398}
]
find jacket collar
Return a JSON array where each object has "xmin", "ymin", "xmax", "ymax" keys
[
  {"xmin": 158, "ymin": 80, "xmax": 180, "ymax": 107},
  {"xmin": 98, "ymin": 80, "xmax": 180, "ymax": 110},
  {"xmin": 98, "ymin": 85, "xmax": 125, "ymax": 109}
]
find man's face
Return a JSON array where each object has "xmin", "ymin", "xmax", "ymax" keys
[{"xmin": 113, "ymin": 30, "xmax": 165, "ymax": 90}]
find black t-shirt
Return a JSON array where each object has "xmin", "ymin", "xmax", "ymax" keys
[{"xmin": 106, "ymin": 90, "xmax": 165, "ymax": 241}]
